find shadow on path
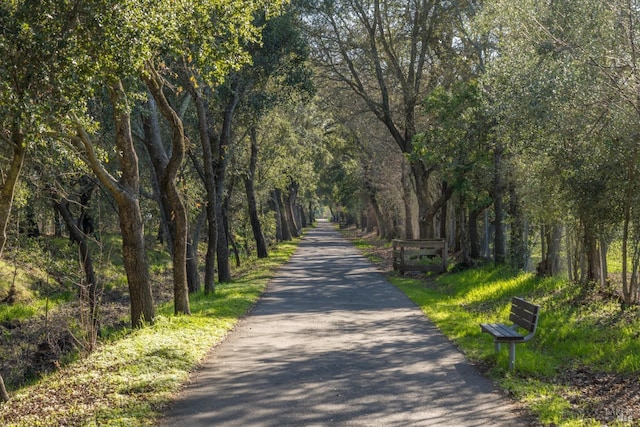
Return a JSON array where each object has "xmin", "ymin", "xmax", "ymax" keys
[{"xmin": 160, "ymin": 221, "xmax": 532, "ymax": 426}]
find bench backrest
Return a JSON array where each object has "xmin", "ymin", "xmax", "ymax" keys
[{"xmin": 509, "ymin": 297, "xmax": 540, "ymax": 333}]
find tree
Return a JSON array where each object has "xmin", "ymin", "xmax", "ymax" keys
[
  {"xmin": 237, "ymin": 4, "xmax": 314, "ymax": 256},
  {"xmin": 418, "ymin": 80, "xmax": 493, "ymax": 265},
  {"xmin": 180, "ymin": 0, "xmax": 288, "ymax": 288},
  {"xmin": 61, "ymin": 0, "xmax": 176, "ymax": 327},
  {"xmin": 0, "ymin": 1, "xmax": 92, "ymax": 257},
  {"xmin": 306, "ymin": 0, "xmax": 458, "ymax": 238},
  {"xmin": 70, "ymin": 82, "xmax": 156, "ymax": 328},
  {"xmin": 138, "ymin": 84, "xmax": 191, "ymax": 313},
  {"xmin": 245, "ymin": 127, "xmax": 269, "ymax": 257},
  {"xmin": 480, "ymin": 0, "xmax": 640, "ymax": 293}
]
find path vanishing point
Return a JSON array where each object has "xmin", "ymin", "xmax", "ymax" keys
[{"xmin": 160, "ymin": 220, "xmax": 532, "ymax": 426}]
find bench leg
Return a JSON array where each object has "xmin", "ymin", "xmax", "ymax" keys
[
  {"xmin": 494, "ymin": 342, "xmax": 501, "ymax": 352},
  {"xmin": 508, "ymin": 343, "xmax": 516, "ymax": 371}
]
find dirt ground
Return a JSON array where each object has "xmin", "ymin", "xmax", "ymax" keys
[{"xmin": 0, "ymin": 275, "xmax": 173, "ymax": 391}]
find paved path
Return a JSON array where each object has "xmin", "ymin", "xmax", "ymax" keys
[{"xmin": 161, "ymin": 221, "xmax": 531, "ymax": 426}]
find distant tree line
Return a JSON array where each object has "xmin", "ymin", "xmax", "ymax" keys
[{"xmin": 307, "ymin": 0, "xmax": 640, "ymax": 306}]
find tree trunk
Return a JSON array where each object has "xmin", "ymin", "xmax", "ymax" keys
[
  {"xmin": 0, "ymin": 128, "xmax": 27, "ymax": 258},
  {"xmin": 538, "ymin": 224, "xmax": 563, "ymax": 277},
  {"xmin": 187, "ymin": 81, "xmax": 218, "ymax": 294},
  {"xmin": 508, "ymin": 181, "xmax": 527, "ymax": 270},
  {"xmin": 369, "ymin": 195, "xmax": 387, "ymax": 238},
  {"xmin": 459, "ymin": 200, "xmax": 472, "ymax": 268},
  {"xmin": 283, "ymin": 192, "xmax": 299, "ymax": 238},
  {"xmin": 212, "ymin": 82, "xmax": 240, "ymax": 284},
  {"xmin": 223, "ymin": 175, "xmax": 240, "ymax": 268},
  {"xmin": 308, "ymin": 201, "xmax": 315, "ymax": 225},
  {"xmin": 108, "ymin": 82, "xmax": 155, "ymax": 327},
  {"xmin": 118, "ymin": 197, "xmax": 155, "ymax": 327},
  {"xmin": 583, "ymin": 222, "xmax": 603, "ymax": 286},
  {"xmin": 215, "ymin": 187, "xmax": 231, "ymax": 282},
  {"xmin": 186, "ymin": 240, "xmax": 200, "ymax": 293},
  {"xmin": 284, "ymin": 184, "xmax": 300, "ymax": 237},
  {"xmin": 493, "ymin": 142, "xmax": 506, "ymax": 264},
  {"xmin": 270, "ymin": 190, "xmax": 284, "ymax": 241},
  {"xmin": 0, "ymin": 373, "xmax": 9, "ymax": 402},
  {"xmin": 245, "ymin": 128, "xmax": 268, "ymax": 258},
  {"xmin": 52, "ymin": 197, "xmax": 99, "ymax": 351},
  {"xmin": 440, "ymin": 189, "xmax": 448, "ymax": 239},
  {"xmin": 72, "ymin": 81, "xmax": 154, "ymax": 328},
  {"xmin": 140, "ymin": 83, "xmax": 190, "ymax": 315},
  {"xmin": 298, "ymin": 205, "xmax": 307, "ymax": 228},
  {"xmin": 469, "ymin": 208, "xmax": 481, "ymax": 259},
  {"xmin": 401, "ymin": 158, "xmax": 415, "ymax": 239},
  {"xmin": 412, "ymin": 162, "xmax": 435, "ymax": 238}
]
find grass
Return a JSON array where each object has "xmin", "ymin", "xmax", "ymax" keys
[
  {"xmin": 390, "ymin": 266, "xmax": 640, "ymax": 425},
  {"xmin": 349, "ymin": 234, "xmax": 640, "ymax": 425},
  {"xmin": 0, "ymin": 239, "xmax": 299, "ymax": 427}
]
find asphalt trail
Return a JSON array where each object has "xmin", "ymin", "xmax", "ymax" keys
[{"xmin": 160, "ymin": 221, "xmax": 530, "ymax": 426}]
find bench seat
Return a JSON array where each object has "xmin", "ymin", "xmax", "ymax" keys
[{"xmin": 480, "ymin": 323, "xmax": 527, "ymax": 341}]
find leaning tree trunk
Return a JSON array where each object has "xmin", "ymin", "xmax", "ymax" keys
[
  {"xmin": 52, "ymin": 198, "xmax": 99, "ymax": 351},
  {"xmin": 0, "ymin": 373, "xmax": 9, "ymax": 402},
  {"xmin": 245, "ymin": 128, "xmax": 268, "ymax": 258},
  {"xmin": 74, "ymin": 81, "xmax": 155, "ymax": 328},
  {"xmin": 143, "ymin": 66, "xmax": 191, "ymax": 314}
]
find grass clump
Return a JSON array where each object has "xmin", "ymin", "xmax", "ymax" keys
[{"xmin": 0, "ymin": 240, "xmax": 298, "ymax": 427}]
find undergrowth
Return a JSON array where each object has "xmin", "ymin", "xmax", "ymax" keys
[{"xmin": 0, "ymin": 239, "xmax": 299, "ymax": 426}]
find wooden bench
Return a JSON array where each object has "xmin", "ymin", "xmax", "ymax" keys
[
  {"xmin": 480, "ymin": 297, "xmax": 540, "ymax": 370},
  {"xmin": 392, "ymin": 239, "xmax": 447, "ymax": 274}
]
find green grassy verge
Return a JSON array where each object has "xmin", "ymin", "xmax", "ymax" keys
[
  {"xmin": 352, "ymin": 237, "xmax": 639, "ymax": 426},
  {"xmin": 0, "ymin": 240, "xmax": 298, "ymax": 427}
]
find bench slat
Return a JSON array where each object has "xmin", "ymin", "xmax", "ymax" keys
[
  {"xmin": 480, "ymin": 323, "xmax": 525, "ymax": 341},
  {"xmin": 510, "ymin": 304, "xmax": 539, "ymax": 332}
]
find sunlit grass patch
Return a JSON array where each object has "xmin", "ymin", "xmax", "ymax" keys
[
  {"xmin": 0, "ymin": 239, "xmax": 299, "ymax": 427},
  {"xmin": 388, "ymin": 263, "xmax": 640, "ymax": 425}
]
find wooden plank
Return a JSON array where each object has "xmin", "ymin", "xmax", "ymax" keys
[
  {"xmin": 393, "ymin": 239, "xmax": 446, "ymax": 248},
  {"xmin": 480, "ymin": 323, "xmax": 524, "ymax": 341},
  {"xmin": 512, "ymin": 297, "xmax": 539, "ymax": 314},
  {"xmin": 509, "ymin": 298, "xmax": 540, "ymax": 332},
  {"xmin": 392, "ymin": 239, "xmax": 448, "ymax": 274}
]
